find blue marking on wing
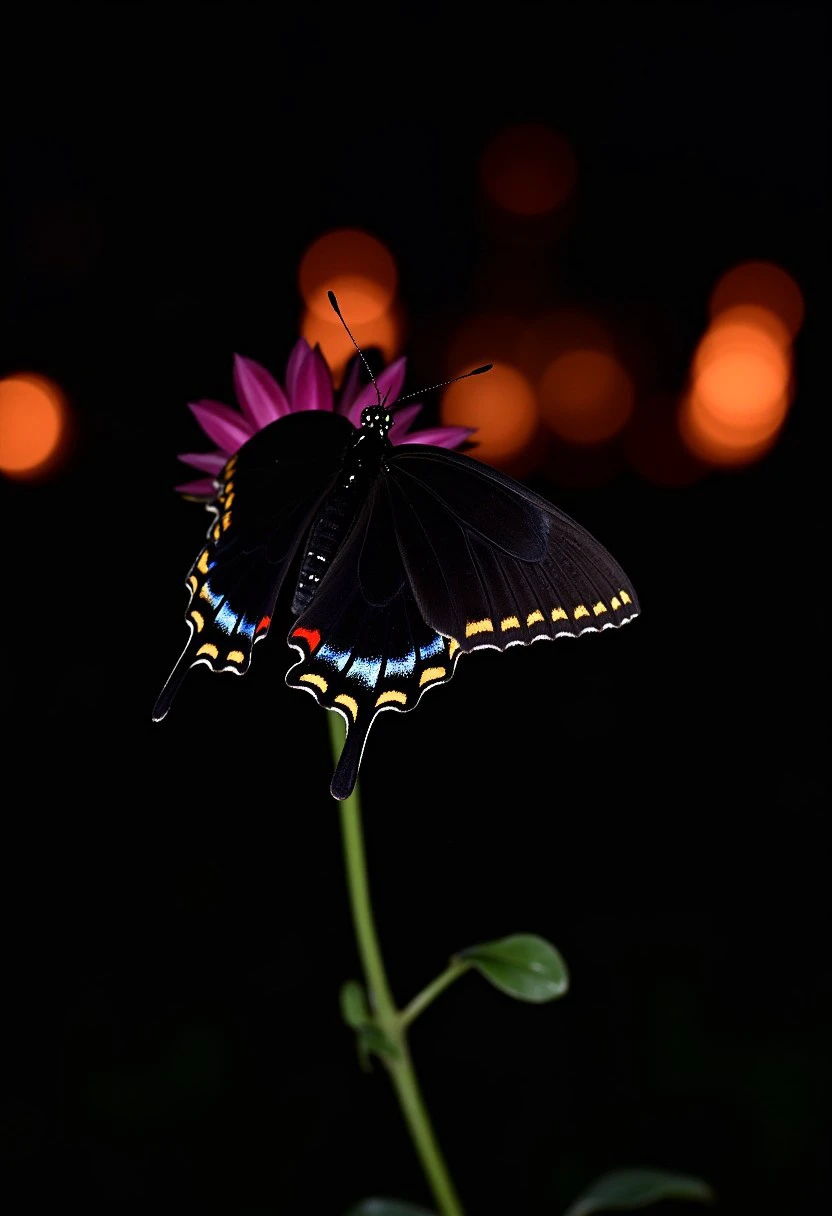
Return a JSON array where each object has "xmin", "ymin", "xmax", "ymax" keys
[
  {"xmin": 216, "ymin": 602, "xmax": 238, "ymax": 635},
  {"xmin": 238, "ymin": 616, "xmax": 256, "ymax": 640},
  {"xmin": 319, "ymin": 642, "xmax": 351, "ymax": 671},
  {"xmin": 419, "ymin": 635, "xmax": 445, "ymax": 660},
  {"xmin": 385, "ymin": 648, "xmax": 416, "ymax": 677},
  {"xmin": 346, "ymin": 655, "xmax": 382, "ymax": 687}
]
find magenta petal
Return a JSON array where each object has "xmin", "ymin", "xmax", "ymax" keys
[
  {"xmin": 388, "ymin": 404, "xmax": 423, "ymax": 443},
  {"xmin": 285, "ymin": 338, "xmax": 313, "ymax": 407},
  {"xmin": 293, "ymin": 343, "xmax": 334, "ymax": 411},
  {"xmin": 188, "ymin": 400, "xmax": 253, "ymax": 452},
  {"xmin": 401, "ymin": 425, "xmax": 477, "ymax": 449},
  {"xmin": 346, "ymin": 357, "xmax": 408, "ymax": 424},
  {"xmin": 175, "ymin": 477, "xmax": 217, "ymax": 497},
  {"xmin": 177, "ymin": 450, "xmax": 227, "ymax": 473},
  {"xmin": 233, "ymin": 354, "xmax": 291, "ymax": 427}
]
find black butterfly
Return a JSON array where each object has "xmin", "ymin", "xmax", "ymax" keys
[{"xmin": 154, "ymin": 321, "xmax": 639, "ymax": 799}]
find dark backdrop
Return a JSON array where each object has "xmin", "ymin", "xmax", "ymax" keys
[{"xmin": 1, "ymin": 7, "xmax": 827, "ymax": 1215}]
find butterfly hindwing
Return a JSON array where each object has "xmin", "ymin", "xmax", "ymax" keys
[{"xmin": 286, "ymin": 482, "xmax": 462, "ymax": 800}]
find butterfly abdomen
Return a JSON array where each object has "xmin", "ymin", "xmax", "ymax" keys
[
  {"xmin": 292, "ymin": 419, "xmax": 390, "ymax": 616},
  {"xmin": 291, "ymin": 487, "xmax": 361, "ymax": 616}
]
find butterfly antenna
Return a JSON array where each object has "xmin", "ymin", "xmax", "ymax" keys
[
  {"xmin": 390, "ymin": 362, "xmax": 493, "ymax": 407},
  {"xmin": 328, "ymin": 290, "xmax": 382, "ymax": 406}
]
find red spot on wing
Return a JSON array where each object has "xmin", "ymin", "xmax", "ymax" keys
[
  {"xmin": 256, "ymin": 616, "xmax": 271, "ymax": 634},
  {"xmin": 292, "ymin": 626, "xmax": 321, "ymax": 652}
]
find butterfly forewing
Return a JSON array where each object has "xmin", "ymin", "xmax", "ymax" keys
[
  {"xmin": 153, "ymin": 412, "xmax": 355, "ymax": 720},
  {"xmin": 386, "ymin": 445, "xmax": 639, "ymax": 653}
]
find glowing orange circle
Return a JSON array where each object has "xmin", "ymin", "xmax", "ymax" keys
[
  {"xmin": 709, "ymin": 260, "xmax": 804, "ymax": 339},
  {"xmin": 299, "ymin": 230, "xmax": 398, "ymax": 324},
  {"xmin": 301, "ymin": 305, "xmax": 402, "ymax": 387},
  {"xmin": 679, "ymin": 392, "xmax": 783, "ymax": 466},
  {"xmin": 480, "ymin": 123, "xmax": 577, "ymax": 216},
  {"xmin": 539, "ymin": 349, "xmax": 634, "ymax": 443},
  {"xmin": 0, "ymin": 373, "xmax": 67, "ymax": 476},
  {"xmin": 693, "ymin": 341, "xmax": 791, "ymax": 431},
  {"xmin": 441, "ymin": 363, "xmax": 538, "ymax": 466}
]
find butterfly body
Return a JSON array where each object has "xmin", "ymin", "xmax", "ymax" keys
[{"xmin": 155, "ymin": 402, "xmax": 639, "ymax": 800}]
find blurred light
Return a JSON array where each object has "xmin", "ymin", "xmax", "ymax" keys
[
  {"xmin": 709, "ymin": 260, "xmax": 804, "ymax": 339},
  {"xmin": 678, "ymin": 391, "xmax": 784, "ymax": 466},
  {"xmin": 692, "ymin": 333, "xmax": 791, "ymax": 431},
  {"xmin": 441, "ymin": 363, "xmax": 538, "ymax": 466},
  {"xmin": 480, "ymin": 123, "xmax": 577, "ymax": 216},
  {"xmin": 302, "ymin": 304, "xmax": 402, "ymax": 387},
  {"xmin": 539, "ymin": 349, "xmax": 634, "ymax": 444},
  {"xmin": 0, "ymin": 373, "xmax": 68, "ymax": 478},
  {"xmin": 299, "ymin": 229, "xmax": 397, "ymax": 324},
  {"xmin": 700, "ymin": 303, "xmax": 791, "ymax": 351}
]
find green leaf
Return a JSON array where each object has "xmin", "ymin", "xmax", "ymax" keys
[
  {"xmin": 357, "ymin": 1024, "xmax": 400, "ymax": 1064},
  {"xmin": 344, "ymin": 1201, "xmax": 436, "ymax": 1216},
  {"xmin": 458, "ymin": 933, "xmax": 569, "ymax": 1002},
  {"xmin": 563, "ymin": 1168, "xmax": 714, "ymax": 1216},
  {"xmin": 340, "ymin": 980, "xmax": 370, "ymax": 1029}
]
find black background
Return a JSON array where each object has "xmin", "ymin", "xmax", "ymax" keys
[{"xmin": 1, "ymin": 7, "xmax": 828, "ymax": 1215}]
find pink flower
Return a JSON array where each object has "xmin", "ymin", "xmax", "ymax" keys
[{"xmin": 176, "ymin": 339, "xmax": 476, "ymax": 497}]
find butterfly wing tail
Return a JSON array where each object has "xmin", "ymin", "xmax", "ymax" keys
[
  {"xmin": 329, "ymin": 710, "xmax": 373, "ymax": 801},
  {"xmin": 152, "ymin": 644, "xmax": 194, "ymax": 721}
]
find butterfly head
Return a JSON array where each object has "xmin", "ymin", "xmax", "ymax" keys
[{"xmin": 360, "ymin": 405, "xmax": 393, "ymax": 438}]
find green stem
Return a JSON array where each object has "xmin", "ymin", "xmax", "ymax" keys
[
  {"xmin": 400, "ymin": 962, "xmax": 471, "ymax": 1031},
  {"xmin": 329, "ymin": 713, "xmax": 464, "ymax": 1216}
]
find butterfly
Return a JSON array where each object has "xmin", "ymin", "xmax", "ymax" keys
[{"xmin": 154, "ymin": 298, "xmax": 640, "ymax": 799}]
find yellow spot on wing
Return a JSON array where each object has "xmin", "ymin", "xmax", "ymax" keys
[
  {"xmin": 222, "ymin": 511, "xmax": 232, "ymax": 531},
  {"xmin": 466, "ymin": 618, "xmax": 494, "ymax": 637},
  {"xmin": 197, "ymin": 643, "xmax": 218, "ymax": 658},
  {"xmin": 227, "ymin": 650, "xmax": 245, "ymax": 664},
  {"xmin": 552, "ymin": 607, "xmax": 568, "ymax": 622},
  {"xmin": 212, "ymin": 524, "xmax": 220, "ymax": 541},
  {"xmin": 593, "ymin": 602, "xmax": 607, "ymax": 616},
  {"xmin": 376, "ymin": 690, "xmax": 407, "ymax": 706},
  {"xmin": 199, "ymin": 584, "xmax": 213, "ymax": 602},
  {"xmin": 300, "ymin": 673, "xmax": 328, "ymax": 693},
  {"xmin": 449, "ymin": 639, "xmax": 460, "ymax": 658},
  {"xmin": 224, "ymin": 492, "xmax": 235, "ymax": 508},
  {"xmin": 334, "ymin": 693, "xmax": 358, "ymax": 719},
  {"xmin": 190, "ymin": 610, "xmax": 204, "ymax": 632},
  {"xmin": 574, "ymin": 605, "xmax": 589, "ymax": 620},
  {"xmin": 526, "ymin": 610, "xmax": 544, "ymax": 626},
  {"xmin": 188, "ymin": 575, "xmax": 198, "ymax": 593},
  {"xmin": 197, "ymin": 550, "xmax": 211, "ymax": 574},
  {"xmin": 620, "ymin": 590, "xmax": 632, "ymax": 605},
  {"xmin": 611, "ymin": 596, "xmax": 621, "ymax": 610},
  {"xmin": 501, "ymin": 616, "xmax": 520, "ymax": 631},
  {"xmin": 419, "ymin": 666, "xmax": 447, "ymax": 686},
  {"xmin": 225, "ymin": 479, "xmax": 234, "ymax": 495}
]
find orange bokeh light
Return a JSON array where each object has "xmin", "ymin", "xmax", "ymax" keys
[
  {"xmin": 0, "ymin": 373, "xmax": 67, "ymax": 477},
  {"xmin": 480, "ymin": 123, "xmax": 577, "ymax": 216},
  {"xmin": 709, "ymin": 260, "xmax": 804, "ymax": 339},
  {"xmin": 299, "ymin": 230, "xmax": 397, "ymax": 324},
  {"xmin": 539, "ymin": 349, "xmax": 634, "ymax": 444},
  {"xmin": 691, "ymin": 312, "xmax": 792, "ymax": 429},
  {"xmin": 679, "ymin": 391, "xmax": 784, "ymax": 466},
  {"xmin": 302, "ymin": 304, "xmax": 402, "ymax": 387},
  {"xmin": 441, "ymin": 362, "xmax": 538, "ymax": 466}
]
